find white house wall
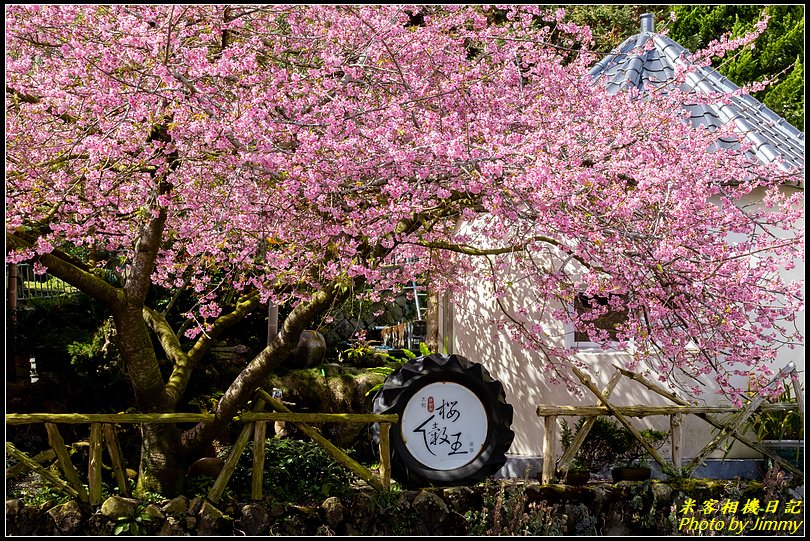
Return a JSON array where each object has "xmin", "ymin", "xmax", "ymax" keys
[{"xmin": 439, "ymin": 187, "xmax": 804, "ymax": 463}]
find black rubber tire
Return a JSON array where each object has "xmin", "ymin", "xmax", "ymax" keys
[{"xmin": 371, "ymin": 353, "xmax": 514, "ymax": 488}]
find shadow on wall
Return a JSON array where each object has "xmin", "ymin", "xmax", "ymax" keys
[{"xmin": 445, "ymin": 274, "xmax": 776, "ymax": 463}]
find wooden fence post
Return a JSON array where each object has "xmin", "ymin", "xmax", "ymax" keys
[
  {"xmin": 6, "ymin": 442, "xmax": 81, "ymax": 500},
  {"xmin": 251, "ymin": 420, "xmax": 267, "ymax": 501},
  {"xmin": 209, "ymin": 399, "xmax": 266, "ymax": 504},
  {"xmin": 102, "ymin": 424, "xmax": 130, "ymax": 497},
  {"xmin": 572, "ymin": 366, "xmax": 669, "ymax": 472},
  {"xmin": 378, "ymin": 422, "xmax": 391, "ymax": 490},
  {"xmin": 44, "ymin": 422, "xmax": 88, "ymax": 502},
  {"xmin": 670, "ymin": 414, "xmax": 682, "ymax": 468},
  {"xmin": 555, "ymin": 369, "xmax": 622, "ymax": 478},
  {"xmin": 88, "ymin": 423, "xmax": 104, "ymax": 505},
  {"xmin": 541, "ymin": 415, "xmax": 557, "ymax": 484},
  {"xmin": 257, "ymin": 388, "xmax": 384, "ymax": 491}
]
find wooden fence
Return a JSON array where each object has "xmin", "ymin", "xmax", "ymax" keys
[
  {"xmin": 6, "ymin": 388, "xmax": 398, "ymax": 505},
  {"xmin": 537, "ymin": 364, "xmax": 804, "ymax": 483}
]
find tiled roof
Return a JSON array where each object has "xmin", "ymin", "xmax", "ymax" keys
[{"xmin": 589, "ymin": 14, "xmax": 805, "ymax": 178}]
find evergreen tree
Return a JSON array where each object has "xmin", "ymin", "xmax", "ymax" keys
[{"xmin": 668, "ymin": 5, "xmax": 804, "ymax": 131}]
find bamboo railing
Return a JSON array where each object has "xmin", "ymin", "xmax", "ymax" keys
[{"xmin": 5, "ymin": 388, "xmax": 399, "ymax": 505}]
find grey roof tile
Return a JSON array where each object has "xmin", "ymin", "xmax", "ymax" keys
[{"xmin": 589, "ymin": 16, "xmax": 805, "ymax": 180}]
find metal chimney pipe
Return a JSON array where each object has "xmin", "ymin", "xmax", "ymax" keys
[{"xmin": 641, "ymin": 13, "xmax": 654, "ymax": 33}]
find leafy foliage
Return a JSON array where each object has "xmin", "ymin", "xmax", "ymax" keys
[
  {"xmin": 561, "ymin": 417, "xmax": 668, "ymax": 471},
  {"xmin": 748, "ymin": 382, "xmax": 804, "ymax": 441},
  {"xmin": 228, "ymin": 438, "xmax": 355, "ymax": 503}
]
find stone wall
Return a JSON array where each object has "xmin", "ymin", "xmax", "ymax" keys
[{"xmin": 6, "ymin": 478, "xmax": 804, "ymax": 536}]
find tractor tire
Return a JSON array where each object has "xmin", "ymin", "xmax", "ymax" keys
[{"xmin": 371, "ymin": 353, "xmax": 514, "ymax": 488}]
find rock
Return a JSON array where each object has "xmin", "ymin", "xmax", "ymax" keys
[
  {"xmin": 197, "ymin": 499, "xmax": 232, "ymax": 536},
  {"xmin": 85, "ymin": 513, "xmax": 115, "ymax": 536},
  {"xmin": 237, "ymin": 503, "xmax": 269, "ymax": 536},
  {"xmin": 652, "ymin": 482, "xmax": 673, "ymax": 503},
  {"xmin": 268, "ymin": 501, "xmax": 286, "ymax": 518},
  {"xmin": 158, "ymin": 516, "xmax": 186, "ymax": 536},
  {"xmin": 100, "ymin": 495, "xmax": 139, "ymax": 519},
  {"xmin": 288, "ymin": 330, "xmax": 327, "ymax": 368},
  {"xmin": 321, "ymin": 496, "xmax": 344, "ymax": 529},
  {"xmin": 47, "ymin": 500, "xmax": 83, "ymax": 535},
  {"xmin": 143, "ymin": 503, "xmax": 164, "ymax": 521},
  {"xmin": 188, "ymin": 456, "xmax": 224, "ymax": 478},
  {"xmin": 6, "ymin": 499, "xmax": 22, "ymax": 532},
  {"xmin": 16, "ymin": 505, "xmax": 43, "ymax": 536},
  {"xmin": 188, "ymin": 496, "xmax": 204, "ymax": 515},
  {"xmin": 322, "ymin": 363, "xmax": 343, "ymax": 376},
  {"xmin": 161, "ymin": 495, "xmax": 188, "ymax": 517},
  {"xmin": 345, "ymin": 491, "xmax": 374, "ymax": 530},
  {"xmin": 412, "ymin": 490, "xmax": 449, "ymax": 532},
  {"xmin": 443, "ymin": 486, "xmax": 483, "ymax": 513},
  {"xmin": 6, "ymin": 499, "xmax": 22, "ymax": 519}
]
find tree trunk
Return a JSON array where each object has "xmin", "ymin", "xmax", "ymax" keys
[{"xmin": 135, "ymin": 423, "xmax": 185, "ymax": 498}]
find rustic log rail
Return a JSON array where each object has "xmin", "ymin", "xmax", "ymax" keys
[
  {"xmin": 5, "ymin": 388, "xmax": 399, "ymax": 505},
  {"xmin": 537, "ymin": 363, "xmax": 804, "ymax": 483}
]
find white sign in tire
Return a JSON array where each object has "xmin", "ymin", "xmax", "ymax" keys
[{"xmin": 400, "ymin": 381, "xmax": 488, "ymax": 470}]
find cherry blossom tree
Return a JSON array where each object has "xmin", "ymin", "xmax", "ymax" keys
[{"xmin": 6, "ymin": 5, "xmax": 803, "ymax": 496}]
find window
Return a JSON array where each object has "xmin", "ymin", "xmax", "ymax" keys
[{"xmin": 572, "ymin": 293, "xmax": 628, "ymax": 346}]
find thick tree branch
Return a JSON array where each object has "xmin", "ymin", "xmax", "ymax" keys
[
  {"xmin": 6, "ymin": 232, "xmax": 124, "ymax": 307},
  {"xmin": 180, "ymin": 282, "xmax": 348, "ymax": 453},
  {"xmin": 142, "ymin": 290, "xmax": 262, "ymax": 407}
]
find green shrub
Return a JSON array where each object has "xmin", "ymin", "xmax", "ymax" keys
[{"xmin": 228, "ymin": 438, "xmax": 355, "ymax": 503}]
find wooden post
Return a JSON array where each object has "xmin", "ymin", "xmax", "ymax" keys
[
  {"xmin": 379, "ymin": 422, "xmax": 391, "ymax": 490},
  {"xmin": 251, "ymin": 420, "xmax": 267, "ymax": 501},
  {"xmin": 613, "ymin": 364, "xmax": 802, "ymax": 471},
  {"xmin": 670, "ymin": 414, "xmax": 682, "ymax": 468},
  {"xmin": 88, "ymin": 423, "xmax": 104, "ymax": 505},
  {"xmin": 44, "ymin": 423, "xmax": 88, "ymax": 502},
  {"xmin": 6, "ymin": 449, "xmax": 57, "ymax": 479},
  {"xmin": 102, "ymin": 424, "xmax": 130, "ymax": 497},
  {"xmin": 787, "ymin": 362, "xmax": 804, "ymax": 423},
  {"xmin": 685, "ymin": 363, "xmax": 803, "ymax": 477},
  {"xmin": 541, "ymin": 415, "xmax": 557, "ymax": 484},
  {"xmin": 209, "ymin": 399, "xmax": 265, "ymax": 504}
]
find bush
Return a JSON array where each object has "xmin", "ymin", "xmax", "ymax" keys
[
  {"xmin": 561, "ymin": 417, "xmax": 668, "ymax": 472},
  {"xmin": 227, "ymin": 438, "xmax": 356, "ymax": 503}
]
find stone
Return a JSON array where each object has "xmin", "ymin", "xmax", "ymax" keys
[
  {"xmin": 443, "ymin": 486, "xmax": 483, "ymax": 513},
  {"xmin": 158, "ymin": 516, "xmax": 186, "ymax": 536},
  {"xmin": 320, "ymin": 496, "xmax": 344, "ymax": 528},
  {"xmin": 237, "ymin": 503, "xmax": 269, "ymax": 536},
  {"xmin": 143, "ymin": 503, "xmax": 164, "ymax": 521},
  {"xmin": 161, "ymin": 495, "xmax": 188, "ymax": 517},
  {"xmin": 86, "ymin": 513, "xmax": 116, "ymax": 536},
  {"xmin": 652, "ymin": 482, "xmax": 673, "ymax": 503},
  {"xmin": 100, "ymin": 495, "xmax": 139, "ymax": 519},
  {"xmin": 188, "ymin": 456, "xmax": 224, "ymax": 478},
  {"xmin": 197, "ymin": 499, "xmax": 232, "ymax": 536},
  {"xmin": 288, "ymin": 330, "xmax": 327, "ymax": 368},
  {"xmin": 188, "ymin": 496, "xmax": 204, "ymax": 515},
  {"xmin": 47, "ymin": 500, "xmax": 83, "ymax": 535},
  {"xmin": 412, "ymin": 490, "xmax": 448, "ymax": 531}
]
